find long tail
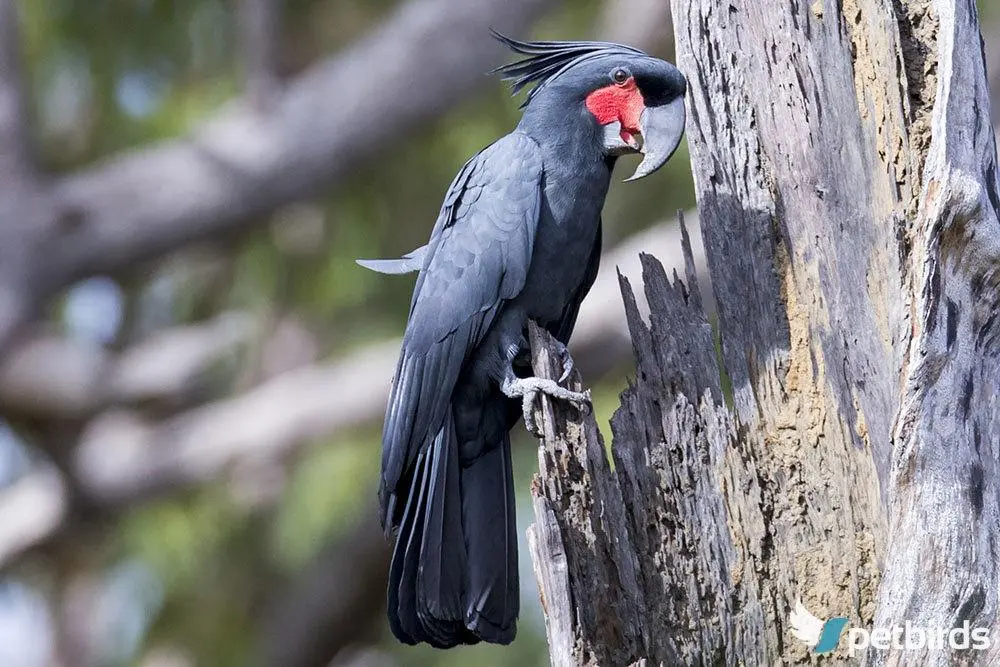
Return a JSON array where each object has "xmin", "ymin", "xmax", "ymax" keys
[{"xmin": 387, "ymin": 411, "xmax": 518, "ymax": 647}]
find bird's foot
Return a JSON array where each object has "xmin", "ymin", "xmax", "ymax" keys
[{"xmin": 502, "ymin": 376, "xmax": 591, "ymax": 437}]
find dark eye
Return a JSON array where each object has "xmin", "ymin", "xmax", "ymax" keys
[{"xmin": 612, "ymin": 68, "xmax": 630, "ymax": 85}]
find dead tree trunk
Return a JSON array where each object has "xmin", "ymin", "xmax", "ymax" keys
[{"xmin": 527, "ymin": 0, "xmax": 1000, "ymax": 665}]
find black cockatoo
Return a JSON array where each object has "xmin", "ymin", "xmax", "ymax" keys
[{"xmin": 358, "ymin": 33, "xmax": 687, "ymax": 648}]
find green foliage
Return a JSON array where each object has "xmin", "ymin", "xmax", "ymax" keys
[
  {"xmin": 232, "ymin": 233, "xmax": 285, "ymax": 309},
  {"xmin": 270, "ymin": 435, "xmax": 379, "ymax": 570},
  {"xmin": 22, "ymin": 0, "xmax": 239, "ymax": 167},
  {"xmin": 121, "ymin": 493, "xmax": 234, "ymax": 592},
  {"xmin": 119, "ymin": 488, "xmax": 256, "ymax": 666},
  {"xmin": 592, "ymin": 365, "xmax": 636, "ymax": 456}
]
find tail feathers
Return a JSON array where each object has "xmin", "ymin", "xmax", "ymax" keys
[
  {"xmin": 356, "ymin": 245, "xmax": 427, "ymax": 275},
  {"xmin": 462, "ymin": 435, "xmax": 518, "ymax": 643},
  {"xmin": 416, "ymin": 416, "xmax": 468, "ymax": 645},
  {"xmin": 387, "ymin": 417, "xmax": 518, "ymax": 647},
  {"xmin": 387, "ymin": 448, "xmax": 431, "ymax": 645}
]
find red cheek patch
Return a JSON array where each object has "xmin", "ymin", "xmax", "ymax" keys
[{"xmin": 585, "ymin": 77, "xmax": 646, "ymax": 137}]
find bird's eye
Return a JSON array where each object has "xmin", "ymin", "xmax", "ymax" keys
[{"xmin": 612, "ymin": 68, "xmax": 630, "ymax": 85}]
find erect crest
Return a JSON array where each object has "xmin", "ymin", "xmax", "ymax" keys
[{"xmin": 491, "ymin": 31, "xmax": 646, "ymax": 108}]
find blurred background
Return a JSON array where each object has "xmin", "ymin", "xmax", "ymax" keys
[{"xmin": 0, "ymin": 1, "xmax": 996, "ymax": 666}]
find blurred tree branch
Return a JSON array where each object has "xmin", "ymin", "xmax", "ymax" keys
[
  {"xmin": 0, "ymin": 213, "xmax": 707, "ymax": 420},
  {"xmin": 0, "ymin": 0, "xmax": 554, "ymax": 353},
  {"xmin": 0, "ymin": 467, "xmax": 67, "ymax": 566},
  {"xmin": 0, "ymin": 214, "xmax": 706, "ymax": 571},
  {"xmin": 70, "ymin": 339, "xmax": 400, "ymax": 507},
  {"xmin": 239, "ymin": 0, "xmax": 283, "ymax": 107},
  {"xmin": 0, "ymin": 313, "xmax": 253, "ymax": 421},
  {"xmin": 42, "ymin": 0, "xmax": 553, "ymax": 300}
]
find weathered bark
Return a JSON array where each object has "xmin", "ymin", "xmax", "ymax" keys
[{"xmin": 528, "ymin": 0, "xmax": 1000, "ymax": 665}]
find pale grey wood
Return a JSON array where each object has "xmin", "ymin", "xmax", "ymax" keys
[
  {"xmin": 527, "ymin": 320, "xmax": 648, "ymax": 666},
  {"xmin": 526, "ymin": 234, "xmax": 762, "ymax": 665},
  {"xmin": 874, "ymin": 1, "xmax": 1000, "ymax": 664},
  {"xmin": 526, "ymin": 497, "xmax": 575, "ymax": 667},
  {"xmin": 527, "ymin": 0, "xmax": 1000, "ymax": 664}
]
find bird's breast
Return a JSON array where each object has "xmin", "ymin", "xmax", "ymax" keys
[{"xmin": 518, "ymin": 172, "xmax": 608, "ymax": 323}]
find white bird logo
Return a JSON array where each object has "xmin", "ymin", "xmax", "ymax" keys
[{"xmin": 789, "ymin": 599, "xmax": 825, "ymax": 648}]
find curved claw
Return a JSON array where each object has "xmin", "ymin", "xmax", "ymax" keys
[
  {"xmin": 557, "ymin": 346, "xmax": 574, "ymax": 384},
  {"xmin": 521, "ymin": 391, "xmax": 543, "ymax": 438}
]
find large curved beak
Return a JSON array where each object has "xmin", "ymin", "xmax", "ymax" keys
[{"xmin": 624, "ymin": 97, "xmax": 686, "ymax": 182}]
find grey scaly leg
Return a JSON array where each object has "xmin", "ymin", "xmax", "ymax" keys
[{"xmin": 501, "ymin": 370, "xmax": 591, "ymax": 436}]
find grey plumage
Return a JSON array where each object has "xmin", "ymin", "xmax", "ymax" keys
[
  {"xmin": 490, "ymin": 31, "xmax": 645, "ymax": 106},
  {"xmin": 355, "ymin": 246, "xmax": 426, "ymax": 275},
  {"xmin": 362, "ymin": 32, "xmax": 687, "ymax": 649}
]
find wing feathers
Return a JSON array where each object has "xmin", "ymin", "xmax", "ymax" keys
[
  {"xmin": 387, "ymin": 448, "xmax": 431, "ymax": 644},
  {"xmin": 379, "ymin": 133, "xmax": 544, "ymax": 527}
]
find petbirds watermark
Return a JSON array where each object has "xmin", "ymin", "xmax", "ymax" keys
[{"xmin": 789, "ymin": 600, "xmax": 992, "ymax": 656}]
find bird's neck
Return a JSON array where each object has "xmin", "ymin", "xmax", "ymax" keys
[{"xmin": 517, "ymin": 103, "xmax": 608, "ymax": 176}]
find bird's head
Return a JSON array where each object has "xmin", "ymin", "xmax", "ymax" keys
[{"xmin": 493, "ymin": 32, "xmax": 687, "ymax": 181}]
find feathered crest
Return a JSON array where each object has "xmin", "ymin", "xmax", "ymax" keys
[{"xmin": 491, "ymin": 31, "xmax": 646, "ymax": 107}]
